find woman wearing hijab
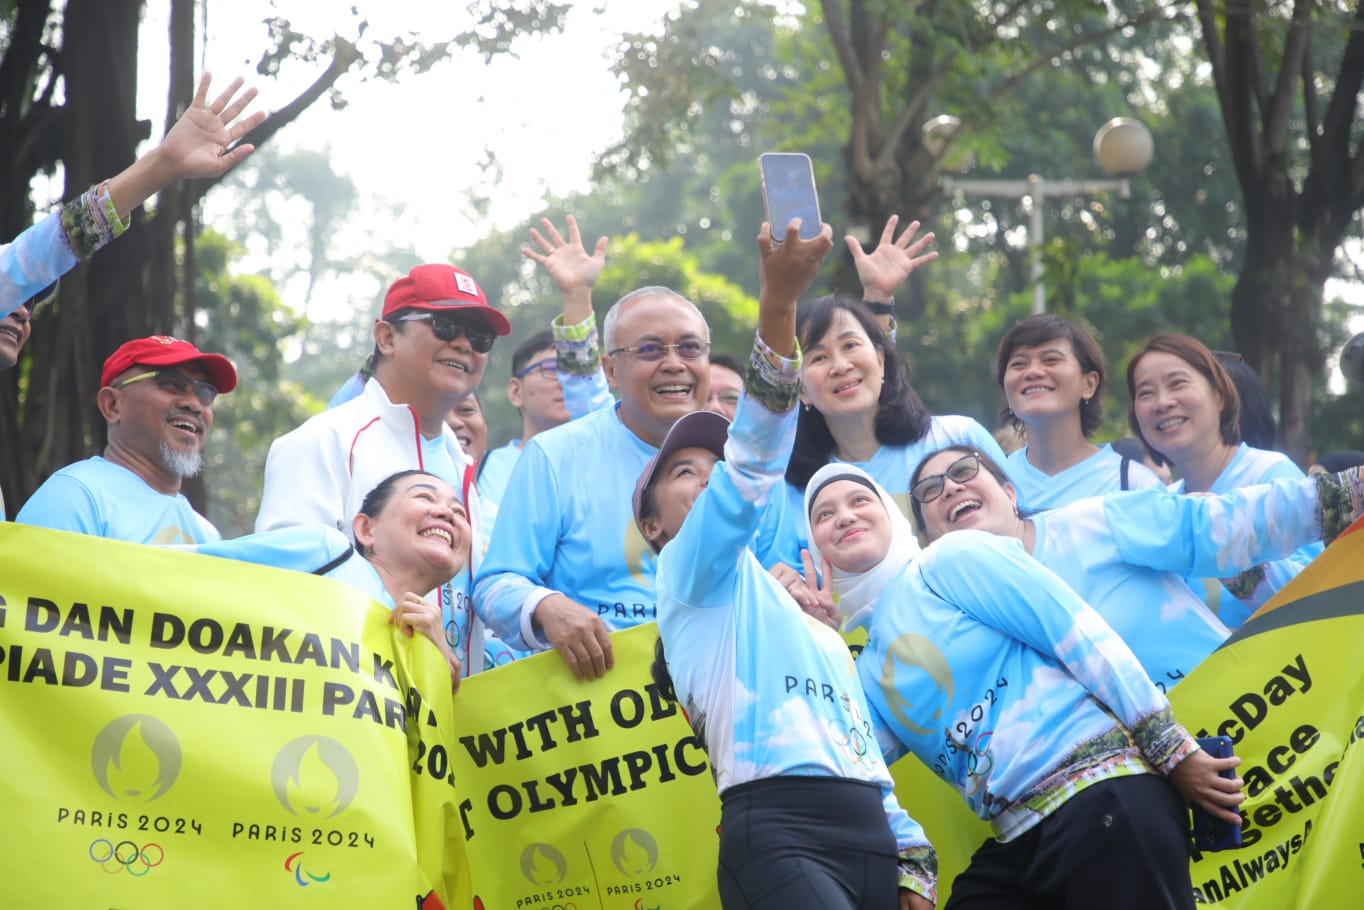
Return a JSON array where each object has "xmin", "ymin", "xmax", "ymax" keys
[{"xmin": 803, "ymin": 463, "xmax": 1247, "ymax": 909}]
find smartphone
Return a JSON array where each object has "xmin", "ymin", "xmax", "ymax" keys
[
  {"xmin": 758, "ymin": 152, "xmax": 822, "ymax": 244},
  {"xmin": 1191, "ymin": 736, "xmax": 1243, "ymax": 852}
]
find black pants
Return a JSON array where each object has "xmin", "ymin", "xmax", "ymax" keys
[
  {"xmin": 945, "ymin": 774, "xmax": 1194, "ymax": 910},
  {"xmin": 717, "ymin": 776, "xmax": 900, "ymax": 910}
]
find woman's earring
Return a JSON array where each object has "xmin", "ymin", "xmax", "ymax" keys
[{"xmin": 802, "ymin": 402, "xmax": 812, "ymax": 412}]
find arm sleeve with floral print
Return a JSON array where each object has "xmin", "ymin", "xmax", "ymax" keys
[{"xmin": 2, "ymin": 183, "xmax": 128, "ymax": 318}]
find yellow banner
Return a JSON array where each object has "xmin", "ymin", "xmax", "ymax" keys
[
  {"xmin": 450, "ymin": 624, "xmax": 721, "ymax": 910},
  {"xmin": 1169, "ymin": 521, "xmax": 1364, "ymax": 906},
  {"xmin": 0, "ymin": 522, "xmax": 461, "ymax": 909},
  {"xmin": 5, "ymin": 517, "xmax": 1363, "ymax": 908}
]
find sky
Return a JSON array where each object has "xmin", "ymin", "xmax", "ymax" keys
[{"xmin": 137, "ymin": 0, "xmax": 684, "ymax": 260}]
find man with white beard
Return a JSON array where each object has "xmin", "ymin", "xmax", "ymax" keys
[{"xmin": 16, "ymin": 335, "xmax": 235, "ymax": 543}]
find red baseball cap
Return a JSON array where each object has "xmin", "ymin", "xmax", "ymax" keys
[
  {"xmin": 381, "ymin": 264, "xmax": 511, "ymax": 336},
  {"xmin": 100, "ymin": 335, "xmax": 238, "ymax": 393}
]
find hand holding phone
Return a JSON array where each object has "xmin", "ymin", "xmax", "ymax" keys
[
  {"xmin": 759, "ymin": 153, "xmax": 822, "ymax": 244},
  {"xmin": 1190, "ymin": 736, "xmax": 1244, "ymax": 852}
]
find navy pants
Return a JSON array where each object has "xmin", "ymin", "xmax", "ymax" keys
[
  {"xmin": 945, "ymin": 774, "xmax": 1195, "ymax": 910},
  {"xmin": 717, "ymin": 776, "xmax": 901, "ymax": 910}
]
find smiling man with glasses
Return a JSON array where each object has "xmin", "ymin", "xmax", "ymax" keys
[
  {"xmin": 16, "ymin": 335, "xmax": 236, "ymax": 543},
  {"xmin": 476, "ymin": 276, "xmax": 714, "ymax": 682},
  {"xmin": 256, "ymin": 263, "xmax": 510, "ymax": 681}
]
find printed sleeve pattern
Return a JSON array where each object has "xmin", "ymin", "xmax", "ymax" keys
[
  {"xmin": 1316, "ymin": 467, "xmax": 1364, "ymax": 543},
  {"xmin": 60, "ymin": 182, "xmax": 129, "ymax": 261},
  {"xmin": 551, "ymin": 312, "xmax": 601, "ymax": 376},
  {"xmin": 898, "ymin": 846, "xmax": 938, "ymax": 904},
  {"xmin": 743, "ymin": 331, "xmax": 802, "ymax": 414}
]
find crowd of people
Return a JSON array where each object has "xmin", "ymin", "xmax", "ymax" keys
[{"xmin": 6, "ymin": 73, "xmax": 1364, "ymax": 910}]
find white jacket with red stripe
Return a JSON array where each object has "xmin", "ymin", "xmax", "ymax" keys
[{"xmin": 256, "ymin": 378, "xmax": 486, "ymax": 674}]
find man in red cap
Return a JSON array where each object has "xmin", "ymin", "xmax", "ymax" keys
[
  {"xmin": 255, "ymin": 263, "xmax": 510, "ymax": 678},
  {"xmin": 16, "ymin": 335, "xmax": 236, "ymax": 543}
]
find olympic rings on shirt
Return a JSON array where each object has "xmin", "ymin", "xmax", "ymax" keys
[{"xmin": 89, "ymin": 839, "xmax": 164, "ymax": 876}]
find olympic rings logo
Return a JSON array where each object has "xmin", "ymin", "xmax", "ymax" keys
[
  {"xmin": 89, "ymin": 839, "xmax": 164, "ymax": 876},
  {"xmin": 954, "ymin": 730, "xmax": 995, "ymax": 796}
]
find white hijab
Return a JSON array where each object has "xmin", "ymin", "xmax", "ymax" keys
[{"xmin": 803, "ymin": 463, "xmax": 920, "ymax": 632}]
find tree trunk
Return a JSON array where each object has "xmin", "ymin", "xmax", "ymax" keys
[{"xmin": 1, "ymin": 0, "xmax": 146, "ymax": 513}]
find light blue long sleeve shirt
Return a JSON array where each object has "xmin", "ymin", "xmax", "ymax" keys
[
  {"xmin": 1172, "ymin": 443, "xmax": 1322, "ymax": 627},
  {"xmin": 859, "ymin": 529, "xmax": 1194, "ymax": 843},
  {"xmin": 1006, "ymin": 442, "xmax": 1163, "ymax": 511}
]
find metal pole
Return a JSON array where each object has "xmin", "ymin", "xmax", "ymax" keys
[{"xmin": 1028, "ymin": 174, "xmax": 1045, "ymax": 314}]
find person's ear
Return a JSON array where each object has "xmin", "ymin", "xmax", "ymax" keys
[
  {"xmin": 374, "ymin": 318, "xmax": 398, "ymax": 357},
  {"xmin": 639, "ymin": 515, "xmax": 667, "ymax": 549},
  {"xmin": 96, "ymin": 386, "xmax": 121, "ymax": 423},
  {"xmin": 1081, "ymin": 370, "xmax": 1100, "ymax": 401},
  {"xmin": 352, "ymin": 512, "xmax": 377, "ymax": 553},
  {"xmin": 602, "ymin": 353, "xmax": 621, "ymax": 391},
  {"xmin": 507, "ymin": 377, "xmax": 524, "ymax": 409}
]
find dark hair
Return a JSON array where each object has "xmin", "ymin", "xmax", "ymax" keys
[
  {"xmin": 650, "ymin": 636, "xmax": 706, "ymax": 751},
  {"xmin": 785, "ymin": 294, "xmax": 931, "ymax": 488},
  {"xmin": 355, "ymin": 469, "xmax": 442, "ymax": 556},
  {"xmin": 1315, "ymin": 449, "xmax": 1364, "ymax": 473},
  {"xmin": 907, "ymin": 445, "xmax": 1014, "ymax": 534},
  {"xmin": 636, "ymin": 480, "xmax": 665, "ymax": 555},
  {"xmin": 708, "ymin": 351, "xmax": 745, "ymax": 380},
  {"xmin": 1215, "ymin": 353, "xmax": 1276, "ymax": 450},
  {"xmin": 1108, "ymin": 436, "xmax": 1151, "ymax": 463},
  {"xmin": 511, "ymin": 329, "xmax": 555, "ymax": 378},
  {"xmin": 1126, "ymin": 333, "xmax": 1240, "ymax": 466},
  {"xmin": 996, "ymin": 314, "xmax": 1107, "ymax": 437}
]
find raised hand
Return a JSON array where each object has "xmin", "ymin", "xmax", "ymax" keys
[
  {"xmin": 845, "ymin": 214, "xmax": 937, "ymax": 302},
  {"xmin": 522, "ymin": 215, "xmax": 609, "ymax": 295},
  {"xmin": 158, "ymin": 73, "xmax": 267, "ymax": 179}
]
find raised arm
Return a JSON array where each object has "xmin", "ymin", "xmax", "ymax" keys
[
  {"xmin": 523, "ymin": 214, "xmax": 613, "ymax": 415},
  {"xmin": 2, "ymin": 72, "xmax": 264, "ymax": 319},
  {"xmin": 844, "ymin": 214, "xmax": 937, "ymax": 333}
]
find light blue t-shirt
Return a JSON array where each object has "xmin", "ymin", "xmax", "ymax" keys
[
  {"xmin": 760, "ymin": 413, "xmax": 1008, "ymax": 568},
  {"xmin": 476, "ymin": 440, "xmax": 522, "ymax": 538},
  {"xmin": 474, "ymin": 403, "xmax": 659, "ymax": 651},
  {"xmin": 1006, "ymin": 443, "xmax": 1163, "ymax": 512},
  {"xmin": 16, "ymin": 456, "xmax": 220, "ymax": 544},
  {"xmin": 1172, "ymin": 443, "xmax": 1322, "ymax": 628},
  {"xmin": 1029, "ymin": 477, "xmax": 1323, "ymax": 692},
  {"xmin": 656, "ymin": 384, "xmax": 934, "ymax": 876},
  {"xmin": 858, "ymin": 529, "xmax": 1193, "ymax": 843}
]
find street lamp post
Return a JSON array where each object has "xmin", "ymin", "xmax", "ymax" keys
[{"xmin": 934, "ymin": 117, "xmax": 1153, "ymax": 314}]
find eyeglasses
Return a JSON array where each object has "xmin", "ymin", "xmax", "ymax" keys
[
  {"xmin": 515, "ymin": 357, "xmax": 558, "ymax": 379},
  {"xmin": 395, "ymin": 313, "xmax": 496, "ymax": 353},
  {"xmin": 1212, "ymin": 351, "xmax": 1244, "ymax": 364},
  {"xmin": 910, "ymin": 453, "xmax": 982, "ymax": 504},
  {"xmin": 607, "ymin": 340, "xmax": 710, "ymax": 362},
  {"xmin": 113, "ymin": 369, "xmax": 219, "ymax": 406}
]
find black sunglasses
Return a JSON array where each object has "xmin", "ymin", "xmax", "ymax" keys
[
  {"xmin": 395, "ymin": 313, "xmax": 496, "ymax": 353},
  {"xmin": 910, "ymin": 453, "xmax": 982, "ymax": 504}
]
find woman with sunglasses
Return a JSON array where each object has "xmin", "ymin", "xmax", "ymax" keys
[
  {"xmin": 761, "ymin": 217, "xmax": 1007, "ymax": 569},
  {"xmin": 905, "ymin": 445, "xmax": 1362, "ymax": 692},
  {"xmin": 995, "ymin": 315, "xmax": 1162, "ymax": 510},
  {"xmin": 803, "ymin": 462, "xmax": 1246, "ymax": 910},
  {"xmin": 1126, "ymin": 334, "xmax": 1321, "ymax": 629}
]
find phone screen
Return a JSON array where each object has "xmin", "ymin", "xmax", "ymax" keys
[{"xmin": 759, "ymin": 153, "xmax": 822, "ymax": 243}]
